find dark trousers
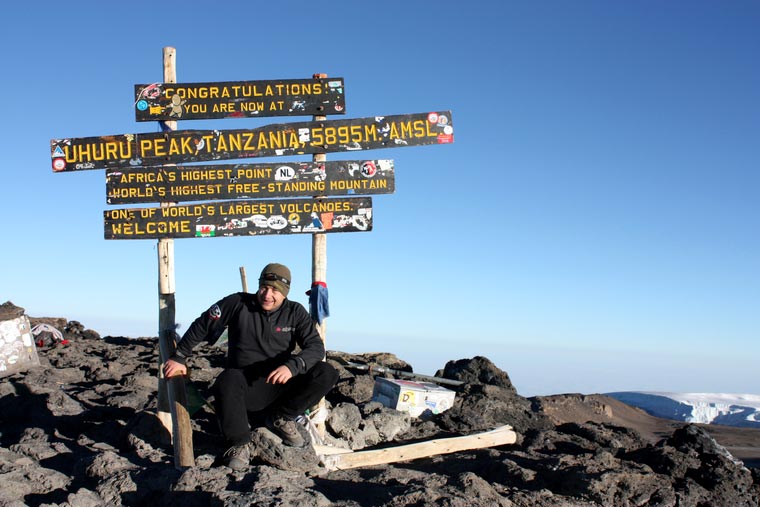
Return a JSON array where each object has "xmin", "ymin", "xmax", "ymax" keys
[{"xmin": 212, "ymin": 361, "xmax": 338, "ymax": 447}]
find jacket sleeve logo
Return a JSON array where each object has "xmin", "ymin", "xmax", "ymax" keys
[{"xmin": 208, "ymin": 304, "xmax": 222, "ymax": 320}]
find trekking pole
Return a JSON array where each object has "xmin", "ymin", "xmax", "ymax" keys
[{"xmin": 343, "ymin": 361, "xmax": 464, "ymax": 387}]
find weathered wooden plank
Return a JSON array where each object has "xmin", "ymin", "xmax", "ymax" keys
[
  {"xmin": 51, "ymin": 111, "xmax": 453, "ymax": 172},
  {"xmin": 134, "ymin": 78, "xmax": 345, "ymax": 121},
  {"xmin": 105, "ymin": 160, "xmax": 394, "ymax": 204},
  {"xmin": 319, "ymin": 425, "xmax": 517, "ymax": 471},
  {"xmin": 104, "ymin": 197, "xmax": 372, "ymax": 240}
]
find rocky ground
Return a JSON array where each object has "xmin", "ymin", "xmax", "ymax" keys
[{"xmin": 1, "ymin": 305, "xmax": 758, "ymax": 506}]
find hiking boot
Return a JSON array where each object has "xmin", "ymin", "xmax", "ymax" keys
[
  {"xmin": 266, "ymin": 413, "xmax": 307, "ymax": 447},
  {"xmin": 222, "ymin": 443, "xmax": 250, "ymax": 470}
]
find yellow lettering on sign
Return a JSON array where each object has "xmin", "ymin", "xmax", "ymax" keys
[
  {"xmin": 336, "ymin": 126, "xmax": 349, "ymax": 144},
  {"xmin": 415, "ymin": 119, "xmax": 428, "ymax": 137},
  {"xmin": 231, "ymin": 85, "xmax": 264, "ymax": 97},
  {"xmin": 181, "ymin": 136, "xmax": 195, "ymax": 155},
  {"xmin": 139, "ymin": 139, "xmax": 153, "ymax": 157},
  {"xmin": 109, "ymin": 187, "xmax": 157, "ymax": 199},
  {"xmin": 227, "ymin": 133, "xmax": 243, "ymax": 152},
  {"xmin": 226, "ymin": 183, "xmax": 261, "ymax": 194},
  {"xmin": 153, "ymin": 138, "xmax": 167, "ymax": 156},
  {"xmin": 277, "ymin": 201, "xmax": 352, "ymax": 214},
  {"xmin": 179, "ymin": 168, "xmax": 233, "ymax": 181},
  {"xmin": 273, "ymin": 83, "xmax": 316, "ymax": 96},
  {"xmin": 201, "ymin": 134, "xmax": 215, "ymax": 154},
  {"xmin": 115, "ymin": 170, "xmax": 173, "ymax": 186},
  {"xmin": 217, "ymin": 135, "xmax": 229, "ymax": 152},
  {"xmin": 146, "ymin": 221, "xmax": 191, "ymax": 235},
  {"xmin": 218, "ymin": 202, "xmax": 274, "ymax": 215},
  {"xmin": 350, "ymin": 125, "xmax": 363, "ymax": 142},
  {"xmin": 242, "ymin": 133, "xmax": 256, "ymax": 152},
  {"xmin": 258, "ymin": 130, "xmax": 302, "ymax": 150},
  {"xmin": 168, "ymin": 138, "xmax": 185, "ymax": 155},
  {"xmin": 108, "ymin": 209, "xmax": 135, "ymax": 220},
  {"xmin": 138, "ymin": 138, "xmax": 167, "ymax": 157},
  {"xmin": 388, "ymin": 120, "xmax": 435, "ymax": 140},
  {"xmin": 160, "ymin": 205, "xmax": 205, "ymax": 218},
  {"xmin": 310, "ymin": 123, "xmax": 380, "ymax": 148},
  {"xmin": 267, "ymin": 131, "xmax": 287, "ymax": 149},
  {"xmin": 110, "ymin": 223, "xmax": 134, "ymax": 236},
  {"xmin": 365, "ymin": 124, "xmax": 378, "ymax": 142},
  {"xmin": 117, "ymin": 170, "xmax": 166, "ymax": 183},
  {"xmin": 288, "ymin": 132, "xmax": 302, "ymax": 149},
  {"xmin": 328, "ymin": 179, "xmax": 388, "ymax": 191},
  {"xmin": 235, "ymin": 167, "xmax": 272, "ymax": 179},
  {"xmin": 400, "ymin": 122, "xmax": 413, "ymax": 139},
  {"xmin": 111, "ymin": 219, "xmax": 191, "ymax": 237},
  {"xmin": 282, "ymin": 181, "xmax": 325, "ymax": 193},
  {"xmin": 167, "ymin": 86, "xmax": 221, "ymax": 99},
  {"xmin": 168, "ymin": 184, "xmax": 222, "ymax": 197},
  {"xmin": 240, "ymin": 101, "xmax": 264, "ymax": 112},
  {"xmin": 65, "ymin": 141, "xmax": 133, "ymax": 163}
]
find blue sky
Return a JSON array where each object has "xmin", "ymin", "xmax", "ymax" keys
[{"xmin": 2, "ymin": 1, "xmax": 758, "ymax": 396}]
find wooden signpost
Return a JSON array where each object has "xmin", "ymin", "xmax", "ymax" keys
[
  {"xmin": 106, "ymin": 160, "xmax": 394, "ymax": 204},
  {"xmin": 104, "ymin": 197, "xmax": 373, "ymax": 240},
  {"xmin": 154, "ymin": 47, "xmax": 194, "ymax": 469},
  {"xmin": 135, "ymin": 78, "xmax": 345, "ymax": 121},
  {"xmin": 50, "ymin": 111, "xmax": 453, "ymax": 172},
  {"xmin": 50, "ymin": 47, "xmax": 456, "ymax": 469}
]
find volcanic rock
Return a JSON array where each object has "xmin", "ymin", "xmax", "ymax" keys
[{"xmin": 0, "ymin": 304, "xmax": 757, "ymax": 506}]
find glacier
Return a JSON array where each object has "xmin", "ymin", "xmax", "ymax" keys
[{"xmin": 604, "ymin": 392, "xmax": 760, "ymax": 428}]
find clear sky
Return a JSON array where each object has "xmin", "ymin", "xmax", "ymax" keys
[{"xmin": 1, "ymin": 1, "xmax": 758, "ymax": 396}]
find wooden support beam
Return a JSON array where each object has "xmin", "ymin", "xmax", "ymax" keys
[
  {"xmin": 317, "ymin": 425, "xmax": 517, "ymax": 471},
  {"xmin": 312, "ymin": 73, "xmax": 328, "ymax": 438},
  {"xmin": 156, "ymin": 46, "xmax": 194, "ymax": 469},
  {"xmin": 239, "ymin": 266, "xmax": 248, "ymax": 293}
]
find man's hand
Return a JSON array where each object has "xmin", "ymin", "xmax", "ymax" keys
[
  {"xmin": 163, "ymin": 358, "xmax": 187, "ymax": 378},
  {"xmin": 266, "ymin": 365, "xmax": 293, "ymax": 384}
]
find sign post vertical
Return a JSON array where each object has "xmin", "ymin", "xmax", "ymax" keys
[
  {"xmin": 155, "ymin": 46, "xmax": 195, "ymax": 469},
  {"xmin": 311, "ymin": 74, "xmax": 328, "ymax": 435},
  {"xmin": 239, "ymin": 266, "xmax": 249, "ymax": 293}
]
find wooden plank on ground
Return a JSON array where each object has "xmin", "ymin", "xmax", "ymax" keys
[{"xmin": 319, "ymin": 425, "xmax": 517, "ymax": 471}]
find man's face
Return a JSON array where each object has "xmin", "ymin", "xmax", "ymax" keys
[{"xmin": 257, "ymin": 285, "xmax": 285, "ymax": 311}]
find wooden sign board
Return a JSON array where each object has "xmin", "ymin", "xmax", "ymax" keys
[
  {"xmin": 106, "ymin": 160, "xmax": 394, "ymax": 204},
  {"xmin": 317, "ymin": 425, "xmax": 517, "ymax": 471},
  {"xmin": 51, "ymin": 111, "xmax": 453, "ymax": 172},
  {"xmin": 104, "ymin": 197, "xmax": 372, "ymax": 240},
  {"xmin": 134, "ymin": 78, "xmax": 346, "ymax": 121}
]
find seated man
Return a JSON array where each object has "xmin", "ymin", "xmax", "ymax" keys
[{"xmin": 163, "ymin": 262, "xmax": 338, "ymax": 470}]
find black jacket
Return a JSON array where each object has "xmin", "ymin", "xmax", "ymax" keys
[{"xmin": 171, "ymin": 292, "xmax": 324, "ymax": 376}]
